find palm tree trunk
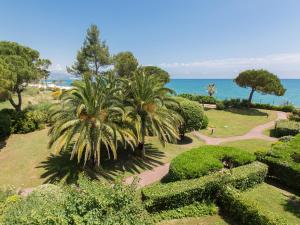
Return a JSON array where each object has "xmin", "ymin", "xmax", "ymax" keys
[{"xmin": 137, "ymin": 119, "xmax": 146, "ymax": 157}]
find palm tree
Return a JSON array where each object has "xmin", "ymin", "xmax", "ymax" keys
[
  {"xmin": 125, "ymin": 70, "xmax": 182, "ymax": 156},
  {"xmin": 207, "ymin": 83, "xmax": 216, "ymax": 97},
  {"xmin": 48, "ymin": 74, "xmax": 136, "ymax": 167}
]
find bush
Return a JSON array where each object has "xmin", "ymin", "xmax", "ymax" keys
[
  {"xmin": 259, "ymin": 134, "xmax": 300, "ymax": 191},
  {"xmin": 0, "ymin": 111, "xmax": 11, "ymax": 138},
  {"xmin": 216, "ymin": 101, "xmax": 225, "ymax": 110},
  {"xmin": 168, "ymin": 146, "xmax": 256, "ymax": 182},
  {"xmin": 218, "ymin": 186, "xmax": 287, "ymax": 225},
  {"xmin": 1, "ymin": 177, "xmax": 152, "ymax": 225},
  {"xmin": 142, "ymin": 161, "xmax": 267, "ymax": 212},
  {"xmin": 172, "ymin": 97, "xmax": 208, "ymax": 138},
  {"xmin": 289, "ymin": 110, "xmax": 300, "ymax": 122},
  {"xmin": 223, "ymin": 98, "xmax": 249, "ymax": 109},
  {"xmin": 270, "ymin": 119, "xmax": 300, "ymax": 137},
  {"xmin": 178, "ymin": 93, "xmax": 217, "ymax": 104},
  {"xmin": 251, "ymin": 102, "xmax": 295, "ymax": 112}
]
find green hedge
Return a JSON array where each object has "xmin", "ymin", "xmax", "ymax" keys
[
  {"xmin": 258, "ymin": 134, "xmax": 300, "ymax": 191},
  {"xmin": 142, "ymin": 161, "xmax": 267, "ymax": 212},
  {"xmin": 218, "ymin": 186, "xmax": 288, "ymax": 225},
  {"xmin": 168, "ymin": 146, "xmax": 256, "ymax": 182},
  {"xmin": 178, "ymin": 94, "xmax": 217, "ymax": 104},
  {"xmin": 270, "ymin": 120, "xmax": 300, "ymax": 137}
]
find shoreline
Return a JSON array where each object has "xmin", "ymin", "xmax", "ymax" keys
[{"xmin": 29, "ymin": 83, "xmax": 72, "ymax": 90}]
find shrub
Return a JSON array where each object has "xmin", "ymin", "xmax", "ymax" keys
[
  {"xmin": 0, "ymin": 111, "xmax": 11, "ymax": 138},
  {"xmin": 251, "ymin": 102, "xmax": 295, "ymax": 112},
  {"xmin": 168, "ymin": 146, "xmax": 256, "ymax": 182},
  {"xmin": 142, "ymin": 161, "xmax": 267, "ymax": 212},
  {"xmin": 259, "ymin": 134, "xmax": 300, "ymax": 191},
  {"xmin": 270, "ymin": 119, "xmax": 300, "ymax": 137},
  {"xmin": 218, "ymin": 186, "xmax": 288, "ymax": 225},
  {"xmin": 178, "ymin": 93, "xmax": 217, "ymax": 104},
  {"xmin": 289, "ymin": 110, "xmax": 300, "ymax": 122},
  {"xmin": 223, "ymin": 98, "xmax": 249, "ymax": 108},
  {"xmin": 216, "ymin": 101, "xmax": 225, "ymax": 110},
  {"xmin": 1, "ymin": 177, "xmax": 152, "ymax": 225},
  {"xmin": 172, "ymin": 97, "xmax": 208, "ymax": 139}
]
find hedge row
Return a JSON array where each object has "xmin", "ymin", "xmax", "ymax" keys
[
  {"xmin": 168, "ymin": 146, "xmax": 256, "ymax": 182},
  {"xmin": 142, "ymin": 161, "xmax": 268, "ymax": 212},
  {"xmin": 258, "ymin": 134, "xmax": 300, "ymax": 191},
  {"xmin": 270, "ymin": 119, "xmax": 300, "ymax": 137},
  {"xmin": 218, "ymin": 186, "xmax": 288, "ymax": 225},
  {"xmin": 177, "ymin": 94, "xmax": 217, "ymax": 104}
]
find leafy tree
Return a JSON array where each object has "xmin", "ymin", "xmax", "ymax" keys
[
  {"xmin": 0, "ymin": 41, "xmax": 51, "ymax": 111},
  {"xmin": 113, "ymin": 51, "xmax": 138, "ymax": 77},
  {"xmin": 141, "ymin": 66, "xmax": 170, "ymax": 83},
  {"xmin": 207, "ymin": 83, "xmax": 216, "ymax": 97},
  {"xmin": 235, "ymin": 69, "xmax": 286, "ymax": 103},
  {"xmin": 68, "ymin": 24, "xmax": 110, "ymax": 77},
  {"xmin": 172, "ymin": 97, "xmax": 208, "ymax": 140},
  {"xmin": 125, "ymin": 70, "xmax": 181, "ymax": 156},
  {"xmin": 48, "ymin": 75, "xmax": 136, "ymax": 167}
]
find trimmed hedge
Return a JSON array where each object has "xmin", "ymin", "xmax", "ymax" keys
[
  {"xmin": 168, "ymin": 146, "xmax": 256, "ymax": 182},
  {"xmin": 142, "ymin": 161, "xmax": 268, "ymax": 212},
  {"xmin": 178, "ymin": 94, "xmax": 217, "ymax": 104},
  {"xmin": 218, "ymin": 186, "xmax": 288, "ymax": 225},
  {"xmin": 258, "ymin": 134, "xmax": 300, "ymax": 191},
  {"xmin": 270, "ymin": 119, "xmax": 300, "ymax": 137},
  {"xmin": 152, "ymin": 201, "xmax": 217, "ymax": 222}
]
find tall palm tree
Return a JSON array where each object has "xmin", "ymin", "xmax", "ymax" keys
[
  {"xmin": 207, "ymin": 83, "xmax": 216, "ymax": 97},
  {"xmin": 125, "ymin": 70, "xmax": 182, "ymax": 156},
  {"xmin": 48, "ymin": 74, "xmax": 136, "ymax": 167}
]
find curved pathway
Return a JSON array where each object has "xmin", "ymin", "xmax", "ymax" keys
[{"xmin": 124, "ymin": 111, "xmax": 287, "ymax": 188}]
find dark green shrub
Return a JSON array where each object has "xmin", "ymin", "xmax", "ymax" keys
[
  {"xmin": 216, "ymin": 101, "xmax": 225, "ymax": 110},
  {"xmin": 251, "ymin": 102, "xmax": 295, "ymax": 112},
  {"xmin": 289, "ymin": 110, "xmax": 300, "ymax": 122},
  {"xmin": 0, "ymin": 111, "xmax": 11, "ymax": 138},
  {"xmin": 178, "ymin": 94, "xmax": 217, "ymax": 104},
  {"xmin": 172, "ymin": 97, "xmax": 208, "ymax": 139},
  {"xmin": 259, "ymin": 134, "xmax": 300, "ymax": 191},
  {"xmin": 218, "ymin": 186, "xmax": 287, "ymax": 225},
  {"xmin": 142, "ymin": 162, "xmax": 267, "ymax": 212},
  {"xmin": 168, "ymin": 146, "xmax": 256, "ymax": 182},
  {"xmin": 223, "ymin": 98, "xmax": 248, "ymax": 108},
  {"xmin": 270, "ymin": 120, "xmax": 300, "ymax": 137}
]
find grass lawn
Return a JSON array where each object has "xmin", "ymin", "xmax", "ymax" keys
[
  {"xmin": 241, "ymin": 183, "xmax": 300, "ymax": 225},
  {"xmin": 221, "ymin": 139, "xmax": 274, "ymax": 154},
  {"xmin": 158, "ymin": 215, "xmax": 231, "ymax": 225},
  {"xmin": 200, "ymin": 108, "xmax": 276, "ymax": 137}
]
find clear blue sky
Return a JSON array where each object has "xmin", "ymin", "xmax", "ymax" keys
[{"xmin": 1, "ymin": 0, "xmax": 300, "ymax": 78}]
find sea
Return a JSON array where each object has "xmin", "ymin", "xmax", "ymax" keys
[{"xmin": 52, "ymin": 79, "xmax": 300, "ymax": 107}]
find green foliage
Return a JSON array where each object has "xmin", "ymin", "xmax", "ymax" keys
[
  {"xmin": 141, "ymin": 66, "xmax": 170, "ymax": 83},
  {"xmin": 259, "ymin": 134, "xmax": 300, "ymax": 190},
  {"xmin": 142, "ymin": 162, "xmax": 267, "ymax": 212},
  {"xmin": 0, "ymin": 110, "xmax": 11, "ymax": 138},
  {"xmin": 178, "ymin": 93, "xmax": 217, "ymax": 104},
  {"xmin": 168, "ymin": 146, "xmax": 255, "ymax": 182},
  {"xmin": 289, "ymin": 110, "xmax": 300, "ymax": 122},
  {"xmin": 171, "ymin": 97, "xmax": 208, "ymax": 138},
  {"xmin": 251, "ymin": 102, "xmax": 295, "ymax": 112},
  {"xmin": 0, "ymin": 41, "xmax": 51, "ymax": 111},
  {"xmin": 270, "ymin": 119, "xmax": 300, "ymax": 137},
  {"xmin": 234, "ymin": 69, "xmax": 286, "ymax": 102},
  {"xmin": 218, "ymin": 186, "xmax": 288, "ymax": 225},
  {"xmin": 1, "ymin": 177, "xmax": 152, "ymax": 225},
  {"xmin": 216, "ymin": 101, "xmax": 225, "ymax": 110},
  {"xmin": 113, "ymin": 51, "xmax": 138, "ymax": 77},
  {"xmin": 152, "ymin": 201, "xmax": 218, "ymax": 222}
]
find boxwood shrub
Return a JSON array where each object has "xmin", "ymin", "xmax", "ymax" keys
[
  {"xmin": 178, "ymin": 93, "xmax": 217, "ymax": 104},
  {"xmin": 142, "ymin": 161, "xmax": 267, "ymax": 212},
  {"xmin": 218, "ymin": 186, "xmax": 287, "ymax": 225},
  {"xmin": 168, "ymin": 146, "xmax": 256, "ymax": 182},
  {"xmin": 270, "ymin": 119, "xmax": 300, "ymax": 137},
  {"xmin": 258, "ymin": 134, "xmax": 300, "ymax": 191}
]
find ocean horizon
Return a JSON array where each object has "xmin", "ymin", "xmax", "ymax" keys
[{"xmin": 50, "ymin": 78, "xmax": 300, "ymax": 107}]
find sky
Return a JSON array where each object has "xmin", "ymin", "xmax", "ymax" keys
[{"xmin": 1, "ymin": 0, "xmax": 300, "ymax": 79}]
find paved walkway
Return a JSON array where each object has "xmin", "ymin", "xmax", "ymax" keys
[{"xmin": 124, "ymin": 111, "xmax": 287, "ymax": 188}]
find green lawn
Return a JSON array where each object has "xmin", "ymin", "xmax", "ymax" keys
[
  {"xmin": 241, "ymin": 183, "xmax": 300, "ymax": 225},
  {"xmin": 221, "ymin": 139, "xmax": 274, "ymax": 154},
  {"xmin": 158, "ymin": 215, "xmax": 231, "ymax": 225},
  {"xmin": 200, "ymin": 108, "xmax": 276, "ymax": 137}
]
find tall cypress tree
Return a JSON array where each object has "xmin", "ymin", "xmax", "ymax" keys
[{"xmin": 68, "ymin": 25, "xmax": 110, "ymax": 77}]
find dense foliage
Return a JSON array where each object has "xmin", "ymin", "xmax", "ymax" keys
[
  {"xmin": 0, "ymin": 41, "xmax": 50, "ymax": 111},
  {"xmin": 113, "ymin": 51, "xmax": 138, "ymax": 77},
  {"xmin": 178, "ymin": 93, "xmax": 217, "ymax": 104},
  {"xmin": 168, "ymin": 146, "xmax": 255, "ymax": 181},
  {"xmin": 171, "ymin": 97, "xmax": 208, "ymax": 139},
  {"xmin": 218, "ymin": 186, "xmax": 287, "ymax": 225},
  {"xmin": 0, "ymin": 177, "xmax": 152, "ymax": 225},
  {"xmin": 270, "ymin": 119, "xmax": 300, "ymax": 137},
  {"xmin": 142, "ymin": 162, "xmax": 267, "ymax": 212},
  {"xmin": 141, "ymin": 66, "xmax": 170, "ymax": 84},
  {"xmin": 234, "ymin": 69, "xmax": 286, "ymax": 103},
  {"xmin": 258, "ymin": 134, "xmax": 300, "ymax": 190}
]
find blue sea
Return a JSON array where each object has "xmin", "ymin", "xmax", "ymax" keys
[{"xmin": 54, "ymin": 79, "xmax": 300, "ymax": 107}]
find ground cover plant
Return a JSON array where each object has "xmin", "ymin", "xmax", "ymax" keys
[
  {"xmin": 270, "ymin": 119, "xmax": 300, "ymax": 137},
  {"xmin": 168, "ymin": 145, "xmax": 256, "ymax": 181}
]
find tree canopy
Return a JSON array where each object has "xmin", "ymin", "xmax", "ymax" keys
[
  {"xmin": 140, "ymin": 66, "xmax": 170, "ymax": 83},
  {"xmin": 67, "ymin": 24, "xmax": 110, "ymax": 77},
  {"xmin": 234, "ymin": 69, "xmax": 286, "ymax": 103},
  {"xmin": 0, "ymin": 41, "xmax": 51, "ymax": 111},
  {"xmin": 113, "ymin": 51, "xmax": 138, "ymax": 77}
]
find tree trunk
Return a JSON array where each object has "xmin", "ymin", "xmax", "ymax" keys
[
  {"xmin": 248, "ymin": 88, "xmax": 255, "ymax": 103},
  {"xmin": 8, "ymin": 91, "xmax": 22, "ymax": 112}
]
